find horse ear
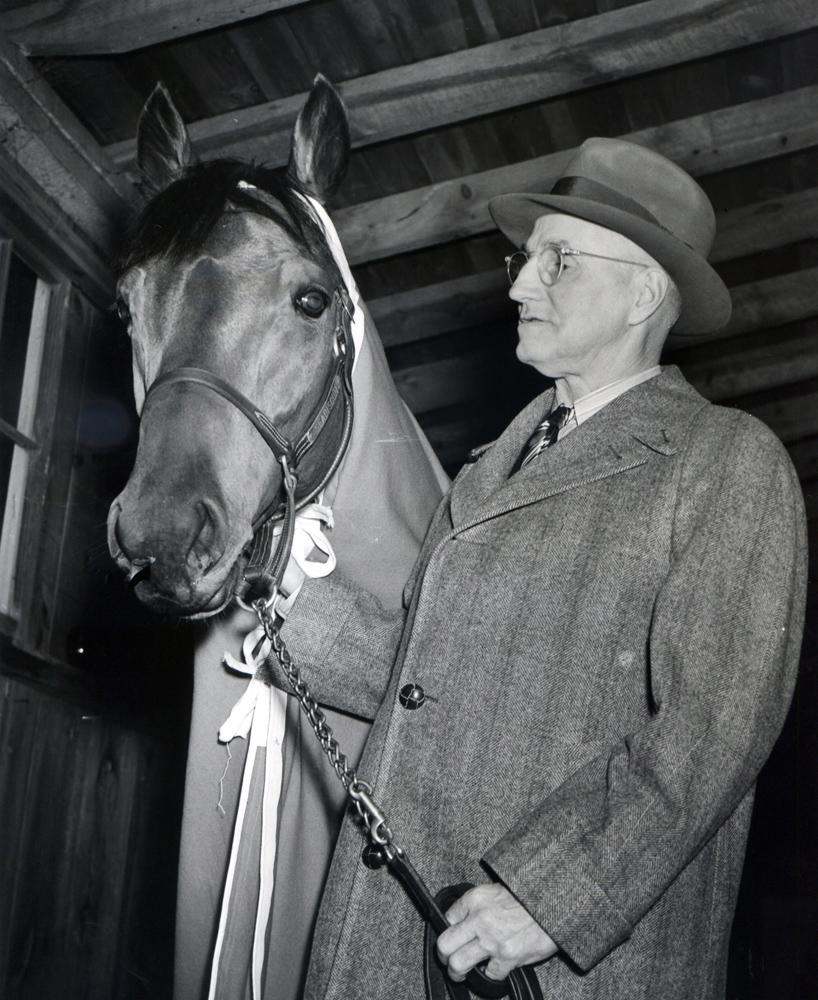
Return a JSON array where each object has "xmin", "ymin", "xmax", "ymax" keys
[
  {"xmin": 136, "ymin": 83, "xmax": 194, "ymax": 198},
  {"xmin": 287, "ymin": 74, "xmax": 350, "ymax": 204}
]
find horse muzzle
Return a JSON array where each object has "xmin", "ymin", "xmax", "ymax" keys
[{"xmin": 107, "ymin": 493, "xmax": 243, "ymax": 616}]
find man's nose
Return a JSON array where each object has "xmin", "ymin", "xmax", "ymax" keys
[{"xmin": 509, "ymin": 257, "xmax": 542, "ymax": 303}]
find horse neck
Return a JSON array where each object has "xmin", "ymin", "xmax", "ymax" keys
[{"xmin": 322, "ymin": 306, "xmax": 448, "ymax": 609}]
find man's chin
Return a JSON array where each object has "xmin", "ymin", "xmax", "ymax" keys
[{"xmin": 516, "ymin": 337, "xmax": 555, "ymax": 377}]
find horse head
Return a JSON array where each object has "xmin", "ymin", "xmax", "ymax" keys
[{"xmin": 108, "ymin": 76, "xmax": 355, "ymax": 617}]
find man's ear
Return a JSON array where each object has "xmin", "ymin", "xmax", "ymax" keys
[
  {"xmin": 286, "ymin": 74, "xmax": 350, "ymax": 204},
  {"xmin": 136, "ymin": 83, "xmax": 194, "ymax": 199},
  {"xmin": 629, "ymin": 268, "xmax": 670, "ymax": 327}
]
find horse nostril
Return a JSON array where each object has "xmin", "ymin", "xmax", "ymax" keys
[
  {"xmin": 188, "ymin": 500, "xmax": 224, "ymax": 574},
  {"xmin": 125, "ymin": 557, "xmax": 155, "ymax": 590}
]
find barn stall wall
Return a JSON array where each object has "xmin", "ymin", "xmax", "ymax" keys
[
  {"xmin": 0, "ymin": 108, "xmax": 191, "ymax": 994},
  {"xmin": 1, "ymin": 1, "xmax": 817, "ymax": 996}
]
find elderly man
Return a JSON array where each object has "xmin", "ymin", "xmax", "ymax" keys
[{"xmin": 277, "ymin": 138, "xmax": 807, "ymax": 999}]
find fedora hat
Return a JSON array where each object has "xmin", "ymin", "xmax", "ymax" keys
[{"xmin": 488, "ymin": 137, "xmax": 731, "ymax": 335}]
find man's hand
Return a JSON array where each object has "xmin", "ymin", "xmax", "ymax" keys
[{"xmin": 436, "ymin": 883, "xmax": 558, "ymax": 982}]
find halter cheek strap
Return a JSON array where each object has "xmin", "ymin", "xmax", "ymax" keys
[{"xmin": 142, "ymin": 285, "xmax": 356, "ymax": 600}]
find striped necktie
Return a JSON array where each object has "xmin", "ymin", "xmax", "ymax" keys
[{"xmin": 519, "ymin": 404, "xmax": 572, "ymax": 468}]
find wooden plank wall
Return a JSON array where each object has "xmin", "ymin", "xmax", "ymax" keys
[
  {"xmin": 0, "ymin": 281, "xmax": 191, "ymax": 1000},
  {"xmin": 0, "ymin": 660, "xmax": 186, "ymax": 1000}
]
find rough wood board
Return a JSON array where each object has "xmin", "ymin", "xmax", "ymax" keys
[
  {"xmin": 14, "ymin": 287, "xmax": 91, "ymax": 658},
  {"xmin": 103, "ymin": 0, "xmax": 818, "ymax": 169},
  {"xmin": 0, "ymin": 142, "xmax": 116, "ymax": 308},
  {"xmin": 0, "ymin": 34, "xmax": 134, "ymax": 214},
  {"xmin": 0, "ymin": 678, "xmax": 41, "ymax": 984},
  {"xmin": 711, "ymin": 186, "xmax": 818, "ymax": 264},
  {"xmin": 0, "ymin": 680, "xmax": 147, "ymax": 997},
  {"xmin": 393, "ymin": 349, "xmax": 499, "ymax": 415},
  {"xmin": 0, "ymin": 33, "xmax": 130, "ymax": 303},
  {"xmin": 2, "ymin": 0, "xmax": 309, "ymax": 56},
  {"xmin": 370, "ymin": 269, "xmax": 510, "ymax": 348},
  {"xmin": 693, "ymin": 266, "xmax": 818, "ymax": 345},
  {"xmin": 680, "ymin": 327, "xmax": 818, "ymax": 401}
]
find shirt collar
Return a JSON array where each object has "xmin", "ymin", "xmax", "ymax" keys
[{"xmin": 556, "ymin": 366, "xmax": 662, "ymax": 428}]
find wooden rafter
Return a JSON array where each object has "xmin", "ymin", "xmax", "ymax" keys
[
  {"xmin": 697, "ymin": 267, "xmax": 818, "ymax": 346},
  {"xmin": 680, "ymin": 323, "xmax": 818, "ymax": 402},
  {"xmin": 103, "ymin": 0, "xmax": 818, "ymax": 170},
  {"xmin": 370, "ymin": 271, "xmax": 509, "ymax": 350},
  {"xmin": 0, "ymin": 35, "xmax": 133, "ymax": 219},
  {"xmin": 714, "ymin": 186, "xmax": 818, "ymax": 263},
  {"xmin": 340, "ymin": 86, "xmax": 818, "ymax": 267},
  {"xmin": 1, "ymin": 0, "xmax": 309, "ymax": 57}
]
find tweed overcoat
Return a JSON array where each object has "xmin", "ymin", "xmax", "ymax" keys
[{"xmin": 279, "ymin": 366, "xmax": 807, "ymax": 1000}]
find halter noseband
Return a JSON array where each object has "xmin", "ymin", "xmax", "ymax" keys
[{"xmin": 143, "ymin": 285, "xmax": 356, "ymax": 602}]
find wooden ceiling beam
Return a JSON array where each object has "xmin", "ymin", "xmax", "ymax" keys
[
  {"xmin": 692, "ymin": 266, "xmax": 818, "ymax": 345},
  {"xmin": 679, "ymin": 327, "xmax": 818, "ymax": 402},
  {"xmin": 104, "ymin": 0, "xmax": 818, "ymax": 170},
  {"xmin": 1, "ymin": 1, "xmax": 309, "ymax": 57},
  {"xmin": 369, "ymin": 184, "xmax": 818, "ymax": 349},
  {"xmin": 712, "ymin": 186, "xmax": 818, "ymax": 263},
  {"xmin": 369, "ymin": 270, "xmax": 509, "ymax": 349},
  {"xmin": 392, "ymin": 352, "xmax": 497, "ymax": 417},
  {"xmin": 338, "ymin": 86, "xmax": 818, "ymax": 266},
  {"xmin": 0, "ymin": 34, "xmax": 134, "ymax": 220}
]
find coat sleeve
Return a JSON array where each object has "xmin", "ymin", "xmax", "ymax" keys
[
  {"xmin": 482, "ymin": 409, "xmax": 808, "ymax": 971},
  {"xmin": 273, "ymin": 491, "xmax": 453, "ymax": 717},
  {"xmin": 273, "ymin": 570, "xmax": 408, "ymax": 720}
]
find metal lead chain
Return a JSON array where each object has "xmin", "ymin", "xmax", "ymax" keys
[{"xmin": 253, "ymin": 598, "xmax": 394, "ymax": 848}]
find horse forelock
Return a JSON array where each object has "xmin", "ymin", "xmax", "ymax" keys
[{"xmin": 120, "ymin": 159, "xmax": 338, "ymax": 279}]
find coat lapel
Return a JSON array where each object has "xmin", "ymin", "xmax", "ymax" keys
[
  {"xmin": 448, "ymin": 387, "xmax": 553, "ymax": 526},
  {"xmin": 449, "ymin": 367, "xmax": 691, "ymax": 532}
]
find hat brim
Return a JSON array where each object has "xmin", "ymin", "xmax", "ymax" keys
[{"xmin": 488, "ymin": 192, "xmax": 732, "ymax": 336}]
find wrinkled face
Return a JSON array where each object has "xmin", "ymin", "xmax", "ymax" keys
[
  {"xmin": 509, "ymin": 214, "xmax": 651, "ymax": 383},
  {"xmin": 107, "ymin": 207, "xmax": 343, "ymax": 617}
]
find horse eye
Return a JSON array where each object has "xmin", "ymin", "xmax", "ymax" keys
[
  {"xmin": 116, "ymin": 296, "xmax": 131, "ymax": 326},
  {"xmin": 295, "ymin": 289, "xmax": 329, "ymax": 319}
]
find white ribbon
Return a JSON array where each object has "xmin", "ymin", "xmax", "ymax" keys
[
  {"xmin": 208, "ymin": 625, "xmax": 287, "ymax": 1000},
  {"xmin": 210, "ymin": 191, "xmax": 364, "ymax": 999}
]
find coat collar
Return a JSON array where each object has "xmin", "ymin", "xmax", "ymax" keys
[{"xmin": 449, "ymin": 366, "xmax": 700, "ymax": 530}]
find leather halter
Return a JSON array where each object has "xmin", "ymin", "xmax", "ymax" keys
[{"xmin": 143, "ymin": 285, "xmax": 356, "ymax": 600}]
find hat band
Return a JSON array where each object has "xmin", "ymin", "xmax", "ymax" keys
[{"xmin": 551, "ymin": 175, "xmax": 665, "ymax": 230}]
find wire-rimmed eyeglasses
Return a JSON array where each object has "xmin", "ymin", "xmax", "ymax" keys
[{"xmin": 505, "ymin": 246, "xmax": 649, "ymax": 286}]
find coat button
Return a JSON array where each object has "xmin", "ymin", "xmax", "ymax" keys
[
  {"xmin": 361, "ymin": 843, "xmax": 389, "ymax": 869},
  {"xmin": 399, "ymin": 683, "xmax": 426, "ymax": 710}
]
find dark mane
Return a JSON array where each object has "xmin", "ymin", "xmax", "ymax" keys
[{"xmin": 120, "ymin": 160, "xmax": 336, "ymax": 275}]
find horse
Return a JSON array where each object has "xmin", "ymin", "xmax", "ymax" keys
[{"xmin": 108, "ymin": 77, "xmax": 448, "ymax": 1000}]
